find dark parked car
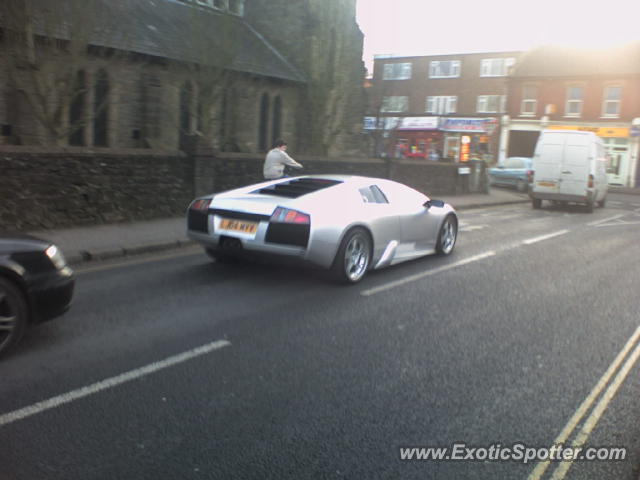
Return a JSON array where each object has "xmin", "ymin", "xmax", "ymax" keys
[
  {"xmin": 0, "ymin": 234, "xmax": 75, "ymax": 357},
  {"xmin": 488, "ymin": 157, "xmax": 533, "ymax": 192}
]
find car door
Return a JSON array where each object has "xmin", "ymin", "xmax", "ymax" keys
[{"xmin": 376, "ymin": 180, "xmax": 439, "ymax": 255}]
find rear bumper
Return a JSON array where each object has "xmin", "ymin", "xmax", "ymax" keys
[{"xmin": 530, "ymin": 190, "xmax": 594, "ymax": 204}]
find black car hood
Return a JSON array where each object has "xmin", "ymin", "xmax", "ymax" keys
[{"xmin": 0, "ymin": 233, "xmax": 50, "ymax": 254}]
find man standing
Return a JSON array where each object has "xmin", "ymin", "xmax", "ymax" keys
[{"xmin": 263, "ymin": 139, "xmax": 303, "ymax": 180}]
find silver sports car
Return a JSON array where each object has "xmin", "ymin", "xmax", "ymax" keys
[{"xmin": 187, "ymin": 175, "xmax": 458, "ymax": 283}]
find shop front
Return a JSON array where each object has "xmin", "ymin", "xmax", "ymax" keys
[
  {"xmin": 393, "ymin": 116, "xmax": 441, "ymax": 159},
  {"xmin": 439, "ymin": 117, "xmax": 499, "ymax": 162},
  {"xmin": 502, "ymin": 116, "xmax": 639, "ymax": 187},
  {"xmin": 547, "ymin": 125, "xmax": 633, "ymax": 186}
]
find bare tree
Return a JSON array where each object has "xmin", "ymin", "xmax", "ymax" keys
[
  {"xmin": 167, "ymin": 5, "xmax": 240, "ymax": 150},
  {"xmin": 0, "ymin": 0, "xmax": 108, "ymax": 146}
]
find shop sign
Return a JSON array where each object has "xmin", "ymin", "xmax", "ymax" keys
[
  {"xmin": 440, "ymin": 117, "xmax": 488, "ymax": 132},
  {"xmin": 397, "ymin": 116, "xmax": 439, "ymax": 130},
  {"xmin": 548, "ymin": 125, "xmax": 630, "ymax": 138}
]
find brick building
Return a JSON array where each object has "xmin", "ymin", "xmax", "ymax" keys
[
  {"xmin": 366, "ymin": 51, "xmax": 522, "ymax": 162},
  {"xmin": 0, "ymin": 0, "xmax": 366, "ymax": 156},
  {"xmin": 501, "ymin": 43, "xmax": 640, "ymax": 187}
]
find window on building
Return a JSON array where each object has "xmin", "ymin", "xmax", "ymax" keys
[
  {"xmin": 425, "ymin": 96, "xmax": 457, "ymax": 114},
  {"xmin": 228, "ymin": 0, "xmax": 244, "ymax": 15},
  {"xmin": 383, "ymin": 63, "xmax": 412, "ymax": 80},
  {"xmin": 381, "ymin": 96, "xmax": 409, "ymax": 113},
  {"xmin": 68, "ymin": 70, "xmax": 86, "ymax": 146},
  {"xmin": 93, "ymin": 70, "xmax": 110, "ymax": 147},
  {"xmin": 602, "ymin": 85, "xmax": 622, "ymax": 117},
  {"xmin": 258, "ymin": 93, "xmax": 270, "ymax": 151},
  {"xmin": 476, "ymin": 95, "xmax": 506, "ymax": 113},
  {"xmin": 521, "ymin": 85, "xmax": 537, "ymax": 115},
  {"xmin": 480, "ymin": 58, "xmax": 515, "ymax": 77},
  {"xmin": 140, "ymin": 74, "xmax": 162, "ymax": 145},
  {"xmin": 565, "ymin": 85, "xmax": 584, "ymax": 117},
  {"xmin": 271, "ymin": 95, "xmax": 282, "ymax": 147},
  {"xmin": 429, "ymin": 60, "xmax": 460, "ymax": 78}
]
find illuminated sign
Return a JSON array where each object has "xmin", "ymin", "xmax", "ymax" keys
[{"xmin": 548, "ymin": 125, "xmax": 629, "ymax": 138}]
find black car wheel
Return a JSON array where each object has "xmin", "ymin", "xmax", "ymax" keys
[
  {"xmin": 532, "ymin": 198, "xmax": 542, "ymax": 209},
  {"xmin": 0, "ymin": 277, "xmax": 28, "ymax": 357},
  {"xmin": 332, "ymin": 228, "xmax": 372, "ymax": 284},
  {"xmin": 436, "ymin": 215, "xmax": 458, "ymax": 255}
]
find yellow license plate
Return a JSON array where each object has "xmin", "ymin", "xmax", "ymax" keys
[
  {"xmin": 537, "ymin": 181, "xmax": 557, "ymax": 187},
  {"xmin": 219, "ymin": 218, "xmax": 258, "ymax": 234}
]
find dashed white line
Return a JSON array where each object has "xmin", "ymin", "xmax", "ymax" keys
[
  {"xmin": 361, "ymin": 251, "xmax": 496, "ymax": 296},
  {"xmin": 587, "ymin": 214, "xmax": 625, "ymax": 227},
  {"xmin": 0, "ymin": 339, "xmax": 231, "ymax": 428},
  {"xmin": 522, "ymin": 230, "xmax": 570, "ymax": 245}
]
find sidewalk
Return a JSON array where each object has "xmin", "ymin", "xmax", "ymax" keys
[{"xmin": 28, "ymin": 188, "xmax": 529, "ymax": 266}]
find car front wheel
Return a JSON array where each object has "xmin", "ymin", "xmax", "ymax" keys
[
  {"xmin": 0, "ymin": 277, "xmax": 28, "ymax": 358},
  {"xmin": 436, "ymin": 215, "xmax": 458, "ymax": 255},
  {"xmin": 332, "ymin": 228, "xmax": 372, "ymax": 284}
]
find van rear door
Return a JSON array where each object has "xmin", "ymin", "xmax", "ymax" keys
[
  {"xmin": 533, "ymin": 132, "xmax": 563, "ymax": 194},
  {"xmin": 559, "ymin": 133, "xmax": 590, "ymax": 197}
]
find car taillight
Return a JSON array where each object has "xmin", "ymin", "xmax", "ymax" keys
[
  {"xmin": 190, "ymin": 198, "xmax": 211, "ymax": 212},
  {"xmin": 588, "ymin": 174, "xmax": 594, "ymax": 188},
  {"xmin": 527, "ymin": 170, "xmax": 534, "ymax": 183},
  {"xmin": 270, "ymin": 207, "xmax": 310, "ymax": 225}
]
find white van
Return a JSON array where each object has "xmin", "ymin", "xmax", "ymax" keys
[{"xmin": 530, "ymin": 130, "xmax": 608, "ymax": 212}]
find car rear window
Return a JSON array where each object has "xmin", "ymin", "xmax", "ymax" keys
[{"xmin": 253, "ymin": 178, "xmax": 342, "ymax": 198}]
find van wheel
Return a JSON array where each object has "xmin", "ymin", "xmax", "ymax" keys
[{"xmin": 532, "ymin": 198, "xmax": 542, "ymax": 209}]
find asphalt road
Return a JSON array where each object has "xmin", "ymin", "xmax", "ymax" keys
[{"xmin": 1, "ymin": 193, "xmax": 639, "ymax": 480}]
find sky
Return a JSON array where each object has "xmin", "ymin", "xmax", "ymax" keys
[{"xmin": 356, "ymin": 0, "xmax": 640, "ymax": 75}]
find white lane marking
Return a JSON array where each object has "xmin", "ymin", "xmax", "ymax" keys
[
  {"xmin": 528, "ymin": 325, "xmax": 640, "ymax": 480},
  {"xmin": 361, "ymin": 251, "xmax": 496, "ymax": 296},
  {"xmin": 522, "ymin": 230, "xmax": 569, "ymax": 245},
  {"xmin": 549, "ymin": 341, "xmax": 640, "ymax": 480},
  {"xmin": 0, "ymin": 340, "xmax": 231, "ymax": 428},
  {"xmin": 595, "ymin": 220, "xmax": 640, "ymax": 228},
  {"xmin": 608, "ymin": 201, "xmax": 622, "ymax": 205},
  {"xmin": 587, "ymin": 214, "xmax": 625, "ymax": 227},
  {"xmin": 459, "ymin": 225, "xmax": 488, "ymax": 232}
]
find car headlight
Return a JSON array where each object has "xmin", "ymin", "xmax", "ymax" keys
[{"xmin": 45, "ymin": 245, "xmax": 67, "ymax": 270}]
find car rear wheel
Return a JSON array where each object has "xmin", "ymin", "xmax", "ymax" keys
[
  {"xmin": 532, "ymin": 198, "xmax": 542, "ymax": 209},
  {"xmin": 205, "ymin": 247, "xmax": 234, "ymax": 263},
  {"xmin": 332, "ymin": 228, "xmax": 371, "ymax": 284},
  {"xmin": 0, "ymin": 277, "xmax": 28, "ymax": 357},
  {"xmin": 436, "ymin": 215, "xmax": 458, "ymax": 255}
]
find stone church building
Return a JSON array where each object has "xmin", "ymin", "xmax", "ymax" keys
[{"xmin": 0, "ymin": 0, "xmax": 366, "ymax": 156}]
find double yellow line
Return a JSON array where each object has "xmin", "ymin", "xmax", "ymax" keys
[{"xmin": 528, "ymin": 325, "xmax": 640, "ymax": 480}]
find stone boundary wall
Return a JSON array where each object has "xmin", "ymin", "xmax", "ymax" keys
[
  {"xmin": 0, "ymin": 147, "xmax": 483, "ymax": 230},
  {"xmin": 0, "ymin": 147, "xmax": 194, "ymax": 230}
]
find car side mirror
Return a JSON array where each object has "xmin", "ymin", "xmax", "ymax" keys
[{"xmin": 424, "ymin": 200, "xmax": 432, "ymax": 210}]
